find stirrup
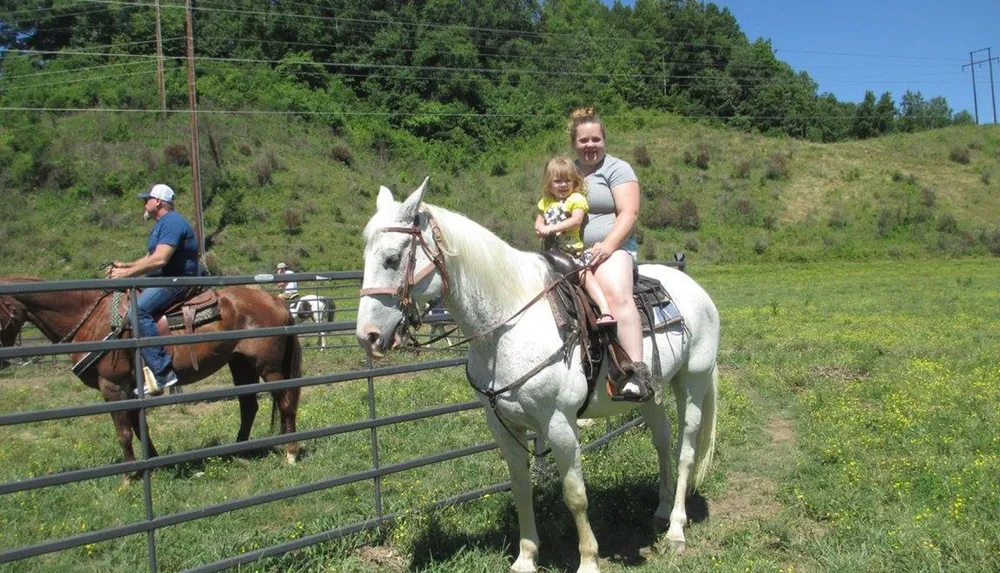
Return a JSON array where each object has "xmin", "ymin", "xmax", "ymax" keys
[
  {"xmin": 595, "ymin": 314, "xmax": 617, "ymax": 334},
  {"xmin": 609, "ymin": 363, "xmax": 653, "ymax": 403}
]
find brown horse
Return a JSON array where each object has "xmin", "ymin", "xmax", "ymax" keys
[{"xmin": 0, "ymin": 277, "xmax": 302, "ymax": 480}]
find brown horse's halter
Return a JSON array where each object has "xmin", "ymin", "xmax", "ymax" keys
[
  {"xmin": 358, "ymin": 212, "xmax": 451, "ymax": 340},
  {"xmin": 0, "ymin": 296, "xmax": 18, "ymax": 332}
]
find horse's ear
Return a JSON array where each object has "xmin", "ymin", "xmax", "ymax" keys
[
  {"xmin": 397, "ymin": 177, "xmax": 430, "ymax": 223},
  {"xmin": 376, "ymin": 186, "xmax": 395, "ymax": 212}
]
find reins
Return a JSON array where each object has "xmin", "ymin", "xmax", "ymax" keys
[{"xmin": 360, "ymin": 210, "xmax": 591, "ymax": 457}]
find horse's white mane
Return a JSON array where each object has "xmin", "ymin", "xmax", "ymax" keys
[{"xmin": 424, "ymin": 204, "xmax": 550, "ymax": 314}]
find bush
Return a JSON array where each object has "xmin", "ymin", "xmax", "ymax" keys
[
  {"xmin": 163, "ymin": 143, "xmax": 190, "ymax": 166},
  {"xmin": 920, "ymin": 186, "xmax": 937, "ymax": 208},
  {"xmin": 982, "ymin": 170, "xmax": 992, "ymax": 185},
  {"xmin": 684, "ymin": 236, "xmax": 699, "ymax": 252},
  {"xmin": 763, "ymin": 153, "xmax": 789, "ymax": 180},
  {"xmin": 754, "ymin": 236, "xmax": 769, "ymax": 255},
  {"xmin": 633, "ymin": 144, "xmax": 651, "ymax": 168},
  {"xmin": 489, "ymin": 160, "xmax": 508, "ymax": 177},
  {"xmin": 677, "ymin": 198, "xmax": 701, "ymax": 231},
  {"xmin": 985, "ymin": 228, "xmax": 1000, "ymax": 256},
  {"xmin": 238, "ymin": 142, "xmax": 253, "ymax": 156},
  {"xmin": 936, "ymin": 213, "xmax": 958, "ymax": 234},
  {"xmin": 763, "ymin": 214, "xmax": 777, "ymax": 230},
  {"xmin": 733, "ymin": 160, "xmax": 751, "ymax": 179},
  {"xmin": 329, "ymin": 144, "xmax": 354, "ymax": 167},
  {"xmin": 283, "ymin": 207, "xmax": 302, "ymax": 235},
  {"xmin": 251, "ymin": 150, "xmax": 280, "ymax": 186},
  {"xmin": 694, "ymin": 143, "xmax": 710, "ymax": 170},
  {"xmin": 828, "ymin": 207, "xmax": 848, "ymax": 228},
  {"xmin": 949, "ymin": 146, "xmax": 970, "ymax": 164},
  {"xmin": 239, "ymin": 243, "xmax": 261, "ymax": 262},
  {"xmin": 642, "ymin": 201, "xmax": 675, "ymax": 229},
  {"xmin": 892, "ymin": 171, "xmax": 917, "ymax": 184}
]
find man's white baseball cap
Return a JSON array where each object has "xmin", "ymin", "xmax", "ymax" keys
[{"xmin": 138, "ymin": 184, "xmax": 175, "ymax": 204}]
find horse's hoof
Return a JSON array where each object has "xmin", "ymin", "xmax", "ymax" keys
[
  {"xmin": 576, "ymin": 418, "xmax": 597, "ymax": 429},
  {"xmin": 510, "ymin": 558, "xmax": 536, "ymax": 573},
  {"xmin": 286, "ymin": 452, "xmax": 298, "ymax": 465},
  {"xmin": 667, "ymin": 538, "xmax": 686, "ymax": 555}
]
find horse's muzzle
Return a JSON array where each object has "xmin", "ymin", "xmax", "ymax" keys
[{"xmin": 356, "ymin": 323, "xmax": 403, "ymax": 358}]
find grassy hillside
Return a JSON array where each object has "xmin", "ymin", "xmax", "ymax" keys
[{"xmin": 1, "ymin": 112, "xmax": 998, "ymax": 278}]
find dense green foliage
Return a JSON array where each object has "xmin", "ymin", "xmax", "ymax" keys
[{"xmin": 0, "ymin": 0, "xmax": 973, "ymax": 170}]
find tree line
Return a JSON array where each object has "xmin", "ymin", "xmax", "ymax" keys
[{"xmin": 0, "ymin": 0, "xmax": 973, "ymax": 177}]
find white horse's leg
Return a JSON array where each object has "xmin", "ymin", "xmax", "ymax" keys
[
  {"xmin": 546, "ymin": 414, "xmax": 600, "ymax": 573},
  {"xmin": 639, "ymin": 400, "xmax": 673, "ymax": 525},
  {"xmin": 665, "ymin": 371, "xmax": 711, "ymax": 552},
  {"xmin": 485, "ymin": 411, "xmax": 539, "ymax": 573}
]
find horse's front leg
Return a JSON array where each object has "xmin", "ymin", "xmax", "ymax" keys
[
  {"xmin": 546, "ymin": 413, "xmax": 599, "ymax": 573},
  {"xmin": 484, "ymin": 409, "xmax": 539, "ymax": 573},
  {"xmin": 98, "ymin": 377, "xmax": 155, "ymax": 485}
]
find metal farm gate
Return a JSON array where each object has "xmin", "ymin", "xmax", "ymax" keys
[{"xmin": 0, "ymin": 271, "xmax": 649, "ymax": 572}]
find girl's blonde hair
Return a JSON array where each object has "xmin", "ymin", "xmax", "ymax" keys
[
  {"xmin": 541, "ymin": 156, "xmax": 587, "ymax": 199},
  {"xmin": 568, "ymin": 107, "xmax": 606, "ymax": 146}
]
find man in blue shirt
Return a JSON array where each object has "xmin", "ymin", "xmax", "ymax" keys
[{"xmin": 108, "ymin": 184, "xmax": 200, "ymax": 395}]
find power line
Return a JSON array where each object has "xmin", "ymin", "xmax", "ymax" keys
[
  {"xmin": 0, "ymin": 105, "xmax": 872, "ymax": 121},
  {"xmin": 0, "ymin": 69, "xmax": 158, "ymax": 91}
]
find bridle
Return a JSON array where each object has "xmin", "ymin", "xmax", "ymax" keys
[
  {"xmin": 358, "ymin": 211, "xmax": 451, "ymax": 340},
  {"xmin": 0, "ymin": 296, "xmax": 18, "ymax": 332}
]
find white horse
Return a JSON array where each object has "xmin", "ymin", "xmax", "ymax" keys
[
  {"xmin": 356, "ymin": 179, "xmax": 720, "ymax": 573},
  {"xmin": 288, "ymin": 294, "xmax": 336, "ymax": 348}
]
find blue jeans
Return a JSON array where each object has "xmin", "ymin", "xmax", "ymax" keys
[{"xmin": 129, "ymin": 286, "xmax": 187, "ymax": 379}]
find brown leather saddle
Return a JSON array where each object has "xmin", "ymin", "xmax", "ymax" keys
[
  {"xmin": 542, "ymin": 251, "xmax": 682, "ymax": 408},
  {"xmin": 120, "ymin": 288, "xmax": 221, "ymax": 370}
]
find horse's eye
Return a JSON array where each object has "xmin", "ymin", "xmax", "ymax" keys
[{"xmin": 384, "ymin": 253, "xmax": 400, "ymax": 268}]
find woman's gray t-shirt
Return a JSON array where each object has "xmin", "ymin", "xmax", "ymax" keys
[{"xmin": 579, "ymin": 154, "xmax": 638, "ymax": 246}]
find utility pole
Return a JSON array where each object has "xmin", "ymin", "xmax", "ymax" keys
[
  {"xmin": 963, "ymin": 47, "xmax": 999, "ymax": 125},
  {"xmin": 184, "ymin": 0, "xmax": 205, "ymax": 258},
  {"xmin": 154, "ymin": 0, "xmax": 166, "ymax": 113}
]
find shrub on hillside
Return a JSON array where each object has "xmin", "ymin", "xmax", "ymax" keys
[
  {"xmin": 828, "ymin": 207, "xmax": 848, "ymax": 228},
  {"xmin": 982, "ymin": 169, "xmax": 992, "ymax": 185},
  {"xmin": 949, "ymin": 146, "xmax": 970, "ymax": 164},
  {"xmin": 633, "ymin": 144, "xmax": 651, "ymax": 168},
  {"xmin": 677, "ymin": 198, "xmax": 701, "ymax": 231},
  {"xmin": 684, "ymin": 236, "xmax": 699, "ymax": 252},
  {"xmin": 754, "ymin": 236, "xmax": 769, "ymax": 255},
  {"xmin": 733, "ymin": 160, "xmax": 751, "ymax": 179},
  {"xmin": 920, "ymin": 186, "xmax": 937, "ymax": 208},
  {"xmin": 283, "ymin": 208, "xmax": 302, "ymax": 235},
  {"xmin": 329, "ymin": 144, "xmax": 354, "ymax": 167},
  {"xmin": 892, "ymin": 171, "xmax": 917, "ymax": 184},
  {"xmin": 763, "ymin": 214, "xmax": 777, "ymax": 230},
  {"xmin": 763, "ymin": 153, "xmax": 789, "ymax": 180},
  {"xmin": 489, "ymin": 160, "xmax": 508, "ymax": 177},
  {"xmin": 238, "ymin": 142, "xmax": 253, "ymax": 156},
  {"xmin": 163, "ymin": 143, "xmax": 190, "ymax": 166},
  {"xmin": 936, "ymin": 213, "xmax": 958, "ymax": 234},
  {"xmin": 685, "ymin": 143, "xmax": 710, "ymax": 170},
  {"xmin": 642, "ymin": 201, "xmax": 675, "ymax": 229},
  {"xmin": 251, "ymin": 150, "xmax": 280, "ymax": 186},
  {"xmin": 985, "ymin": 228, "xmax": 1000, "ymax": 256}
]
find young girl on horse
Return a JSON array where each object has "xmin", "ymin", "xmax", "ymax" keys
[{"xmin": 533, "ymin": 156, "xmax": 616, "ymax": 331}]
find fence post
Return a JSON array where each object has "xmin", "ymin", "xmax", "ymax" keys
[
  {"xmin": 128, "ymin": 291, "xmax": 158, "ymax": 573},
  {"xmin": 366, "ymin": 354, "xmax": 383, "ymax": 523}
]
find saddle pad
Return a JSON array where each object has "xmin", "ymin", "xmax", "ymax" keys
[
  {"xmin": 639, "ymin": 300, "xmax": 683, "ymax": 333},
  {"xmin": 166, "ymin": 306, "xmax": 221, "ymax": 330}
]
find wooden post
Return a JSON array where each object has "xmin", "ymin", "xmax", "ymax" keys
[
  {"xmin": 155, "ymin": 0, "xmax": 166, "ymax": 113},
  {"xmin": 184, "ymin": 0, "xmax": 206, "ymax": 258}
]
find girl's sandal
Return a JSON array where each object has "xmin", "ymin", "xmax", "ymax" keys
[{"xmin": 596, "ymin": 314, "xmax": 617, "ymax": 333}]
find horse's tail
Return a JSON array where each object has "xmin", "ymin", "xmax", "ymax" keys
[
  {"xmin": 271, "ymin": 334, "xmax": 303, "ymax": 433},
  {"xmin": 326, "ymin": 298, "xmax": 336, "ymax": 322},
  {"xmin": 692, "ymin": 363, "xmax": 718, "ymax": 490}
]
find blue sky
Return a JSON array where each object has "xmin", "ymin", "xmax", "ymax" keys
[{"xmin": 607, "ymin": 0, "xmax": 1000, "ymax": 123}]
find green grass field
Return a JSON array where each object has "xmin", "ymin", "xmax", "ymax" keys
[{"xmin": 1, "ymin": 259, "xmax": 998, "ymax": 572}]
